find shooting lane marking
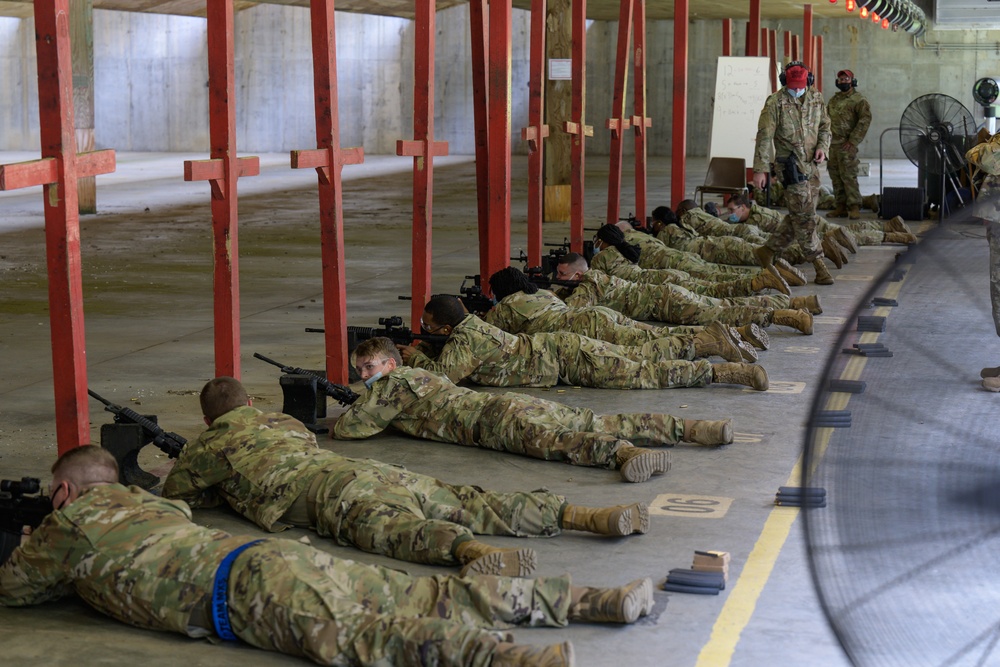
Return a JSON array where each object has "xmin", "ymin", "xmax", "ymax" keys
[
  {"xmin": 649, "ymin": 492, "xmax": 733, "ymax": 518},
  {"xmin": 743, "ymin": 380, "xmax": 805, "ymax": 394},
  {"xmin": 733, "ymin": 432, "xmax": 763, "ymax": 444},
  {"xmin": 834, "ymin": 274, "xmax": 875, "ymax": 281},
  {"xmin": 695, "ymin": 275, "xmax": 906, "ymax": 666},
  {"xmin": 784, "ymin": 346, "xmax": 821, "ymax": 354},
  {"xmin": 813, "ymin": 316, "xmax": 846, "ymax": 325}
]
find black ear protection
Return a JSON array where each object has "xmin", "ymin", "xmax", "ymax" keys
[{"xmin": 778, "ymin": 61, "xmax": 815, "ymax": 87}]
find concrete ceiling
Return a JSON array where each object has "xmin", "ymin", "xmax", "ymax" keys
[{"xmin": 0, "ymin": 0, "xmax": 878, "ymax": 23}]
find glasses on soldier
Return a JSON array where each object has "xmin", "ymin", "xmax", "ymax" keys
[{"xmin": 419, "ymin": 318, "xmax": 447, "ymax": 334}]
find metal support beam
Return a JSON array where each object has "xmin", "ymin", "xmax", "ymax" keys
[
  {"xmin": 290, "ymin": 0, "xmax": 364, "ymax": 385},
  {"xmin": 485, "ymin": 0, "xmax": 512, "ymax": 284},
  {"xmin": 565, "ymin": 0, "xmax": 591, "ymax": 253},
  {"xmin": 183, "ymin": 0, "xmax": 259, "ymax": 380},
  {"xmin": 605, "ymin": 0, "xmax": 634, "ymax": 224},
  {"xmin": 469, "ymin": 0, "xmax": 490, "ymax": 278},
  {"xmin": 671, "ymin": 0, "xmax": 688, "ymax": 207},
  {"xmin": 631, "ymin": 0, "xmax": 651, "ymax": 225},
  {"xmin": 0, "ymin": 0, "xmax": 116, "ymax": 454},
  {"xmin": 397, "ymin": 0, "xmax": 449, "ymax": 326},
  {"xmin": 521, "ymin": 0, "xmax": 548, "ymax": 267}
]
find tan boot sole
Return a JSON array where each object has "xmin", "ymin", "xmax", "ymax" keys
[
  {"xmin": 620, "ymin": 578, "xmax": 655, "ymax": 623},
  {"xmin": 619, "ymin": 450, "xmax": 671, "ymax": 483},
  {"xmin": 775, "ymin": 259, "xmax": 807, "ymax": 286},
  {"xmin": 608, "ymin": 503, "xmax": 651, "ymax": 535},
  {"xmin": 460, "ymin": 548, "xmax": 537, "ymax": 577},
  {"xmin": 739, "ymin": 323, "xmax": 770, "ymax": 350}
]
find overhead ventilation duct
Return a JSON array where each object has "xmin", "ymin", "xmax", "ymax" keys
[
  {"xmin": 856, "ymin": 0, "xmax": 926, "ymax": 35},
  {"xmin": 934, "ymin": 0, "xmax": 1000, "ymax": 31}
]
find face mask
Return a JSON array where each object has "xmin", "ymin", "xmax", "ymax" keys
[
  {"xmin": 728, "ymin": 213, "xmax": 741, "ymax": 223},
  {"xmin": 836, "ymin": 82, "xmax": 852, "ymax": 92},
  {"xmin": 592, "ymin": 245, "xmax": 601, "ymax": 255},
  {"xmin": 364, "ymin": 371, "xmax": 383, "ymax": 388},
  {"xmin": 788, "ymin": 88, "xmax": 805, "ymax": 98}
]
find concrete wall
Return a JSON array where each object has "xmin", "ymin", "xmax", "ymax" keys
[{"xmin": 3, "ymin": 7, "xmax": 1000, "ymax": 160}]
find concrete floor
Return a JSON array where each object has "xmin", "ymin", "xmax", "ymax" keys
[{"xmin": 0, "ymin": 151, "xmax": 953, "ymax": 666}]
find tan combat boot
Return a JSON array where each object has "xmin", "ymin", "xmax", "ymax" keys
[
  {"xmin": 454, "ymin": 539, "xmax": 537, "ymax": 577},
  {"xmin": 790, "ymin": 294, "xmax": 823, "ymax": 314},
  {"xmin": 848, "ymin": 205, "xmax": 862, "ymax": 220},
  {"xmin": 561, "ymin": 502, "xmax": 649, "ymax": 535},
  {"xmin": 981, "ymin": 366, "xmax": 1000, "ymax": 378},
  {"xmin": 812, "ymin": 259, "xmax": 834, "ymax": 286},
  {"xmin": 821, "ymin": 235, "xmax": 844, "ymax": 269},
  {"xmin": 771, "ymin": 309, "xmax": 814, "ymax": 335},
  {"xmin": 832, "ymin": 226, "xmax": 859, "ymax": 253},
  {"xmin": 862, "ymin": 194, "xmax": 880, "ymax": 212},
  {"xmin": 884, "ymin": 231, "xmax": 917, "ymax": 245},
  {"xmin": 826, "ymin": 204, "xmax": 848, "ymax": 218},
  {"xmin": 775, "ymin": 258, "xmax": 807, "ymax": 286},
  {"xmin": 615, "ymin": 444, "xmax": 671, "ymax": 483},
  {"xmin": 884, "ymin": 215, "xmax": 912, "ymax": 235},
  {"xmin": 711, "ymin": 362, "xmax": 770, "ymax": 391},
  {"xmin": 568, "ymin": 578, "xmax": 654, "ymax": 624},
  {"xmin": 683, "ymin": 418, "xmax": 734, "ymax": 445},
  {"xmin": 491, "ymin": 642, "xmax": 575, "ymax": 667},
  {"xmin": 750, "ymin": 268, "xmax": 791, "ymax": 295},
  {"xmin": 726, "ymin": 326, "xmax": 759, "ymax": 362},
  {"xmin": 693, "ymin": 321, "xmax": 744, "ymax": 362},
  {"xmin": 736, "ymin": 323, "xmax": 770, "ymax": 350}
]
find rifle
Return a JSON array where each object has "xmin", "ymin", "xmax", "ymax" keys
[
  {"xmin": 511, "ymin": 237, "xmax": 595, "ymax": 276},
  {"xmin": 523, "ymin": 265, "xmax": 582, "ymax": 291},
  {"xmin": 0, "ymin": 477, "xmax": 52, "ymax": 565},
  {"xmin": 88, "ymin": 389, "xmax": 187, "ymax": 459},
  {"xmin": 397, "ymin": 275, "xmax": 496, "ymax": 316},
  {"xmin": 253, "ymin": 353, "xmax": 359, "ymax": 407},
  {"xmin": 342, "ymin": 316, "xmax": 452, "ymax": 350},
  {"xmin": 618, "ymin": 212, "xmax": 648, "ymax": 231}
]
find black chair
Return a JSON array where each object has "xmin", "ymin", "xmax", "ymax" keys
[{"xmin": 695, "ymin": 157, "xmax": 748, "ymax": 208}]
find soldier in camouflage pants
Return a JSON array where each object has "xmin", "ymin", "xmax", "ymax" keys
[
  {"xmin": 3, "ymin": 446, "xmax": 651, "ymax": 666},
  {"xmin": 966, "ymin": 134, "xmax": 1000, "ymax": 389},
  {"xmin": 826, "ymin": 69, "xmax": 872, "ymax": 218},
  {"xmin": 619, "ymin": 224, "xmax": 757, "ymax": 279}
]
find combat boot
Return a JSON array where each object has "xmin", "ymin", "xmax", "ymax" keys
[
  {"xmin": 812, "ymin": 259, "xmax": 835, "ymax": 286},
  {"xmin": 790, "ymin": 294, "xmax": 823, "ymax": 314},
  {"xmin": 693, "ymin": 321, "xmax": 744, "ymax": 362},
  {"xmin": 454, "ymin": 539, "xmax": 537, "ymax": 577},
  {"xmin": 981, "ymin": 366, "xmax": 1000, "ymax": 378},
  {"xmin": 826, "ymin": 204, "xmax": 848, "ymax": 218},
  {"xmin": 750, "ymin": 268, "xmax": 791, "ymax": 295},
  {"xmin": 984, "ymin": 377, "xmax": 1000, "ymax": 392},
  {"xmin": 831, "ymin": 226, "xmax": 859, "ymax": 253},
  {"xmin": 726, "ymin": 326, "xmax": 759, "ymax": 362},
  {"xmin": 848, "ymin": 206, "xmax": 862, "ymax": 220},
  {"xmin": 862, "ymin": 194, "xmax": 880, "ymax": 212},
  {"xmin": 772, "ymin": 309, "xmax": 814, "ymax": 335},
  {"xmin": 775, "ymin": 258, "xmax": 807, "ymax": 286},
  {"xmin": 736, "ymin": 323, "xmax": 770, "ymax": 350},
  {"xmin": 711, "ymin": 362, "xmax": 769, "ymax": 391},
  {"xmin": 615, "ymin": 444, "xmax": 671, "ymax": 483},
  {"xmin": 568, "ymin": 578, "xmax": 654, "ymax": 624},
  {"xmin": 821, "ymin": 235, "xmax": 844, "ymax": 268},
  {"xmin": 561, "ymin": 502, "xmax": 649, "ymax": 535},
  {"xmin": 884, "ymin": 215, "xmax": 912, "ymax": 235},
  {"xmin": 884, "ymin": 231, "xmax": 917, "ymax": 245},
  {"xmin": 492, "ymin": 642, "xmax": 575, "ymax": 667},
  {"xmin": 683, "ymin": 418, "xmax": 734, "ymax": 445}
]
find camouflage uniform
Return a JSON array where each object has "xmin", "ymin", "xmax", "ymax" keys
[
  {"xmin": 754, "ymin": 87, "xmax": 832, "ymax": 259},
  {"xmin": 656, "ymin": 222, "xmax": 811, "ymax": 266},
  {"xmin": 0, "ymin": 483, "xmax": 575, "ymax": 666},
  {"xmin": 483, "ymin": 289, "xmax": 695, "ymax": 359},
  {"xmin": 407, "ymin": 314, "xmax": 714, "ymax": 389},
  {"xmin": 333, "ymin": 366, "xmax": 685, "ymax": 467},
  {"xmin": 681, "ymin": 206, "xmax": 769, "ymax": 244},
  {"xmin": 553, "ymin": 270, "xmax": 787, "ymax": 328},
  {"xmin": 967, "ymin": 135, "xmax": 1000, "ymax": 334},
  {"xmin": 163, "ymin": 406, "xmax": 566, "ymax": 566},
  {"xmin": 591, "ymin": 246, "xmax": 774, "ymax": 297},
  {"xmin": 749, "ymin": 200, "xmax": 885, "ymax": 246},
  {"xmin": 623, "ymin": 229, "xmax": 755, "ymax": 279},
  {"xmin": 827, "ymin": 87, "xmax": 872, "ymax": 210}
]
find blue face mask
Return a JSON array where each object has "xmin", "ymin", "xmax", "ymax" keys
[
  {"xmin": 592, "ymin": 245, "xmax": 601, "ymax": 255},
  {"xmin": 788, "ymin": 88, "xmax": 805, "ymax": 99},
  {"xmin": 363, "ymin": 371, "xmax": 383, "ymax": 388},
  {"xmin": 728, "ymin": 213, "xmax": 741, "ymax": 223}
]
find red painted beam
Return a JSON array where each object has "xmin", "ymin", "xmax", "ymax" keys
[
  {"xmin": 606, "ymin": 0, "xmax": 635, "ymax": 224},
  {"xmin": 803, "ymin": 4, "xmax": 813, "ymax": 70},
  {"xmin": 792, "ymin": 34, "xmax": 800, "ymax": 61},
  {"xmin": 815, "ymin": 35, "xmax": 823, "ymax": 93},
  {"xmin": 521, "ymin": 0, "xmax": 548, "ymax": 268},
  {"xmin": 748, "ymin": 0, "xmax": 761, "ymax": 56},
  {"xmin": 671, "ymin": 0, "xmax": 688, "ymax": 207},
  {"xmin": 486, "ymin": 0, "xmax": 512, "ymax": 280},
  {"xmin": 722, "ymin": 18, "xmax": 731, "ymax": 57},
  {"xmin": 784, "ymin": 30, "xmax": 791, "ymax": 63},
  {"xmin": 469, "ymin": 0, "xmax": 490, "ymax": 281},
  {"xmin": 632, "ymin": 0, "xmax": 651, "ymax": 225},
  {"xmin": 0, "ymin": 149, "xmax": 113, "ymax": 190},
  {"xmin": 566, "ymin": 0, "xmax": 591, "ymax": 253}
]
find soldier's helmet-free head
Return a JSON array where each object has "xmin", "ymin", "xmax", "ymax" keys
[
  {"xmin": 836, "ymin": 69, "xmax": 857, "ymax": 92},
  {"xmin": 489, "ymin": 266, "xmax": 538, "ymax": 302},
  {"xmin": 780, "ymin": 61, "xmax": 813, "ymax": 96}
]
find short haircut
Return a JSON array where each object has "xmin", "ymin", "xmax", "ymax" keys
[
  {"xmin": 488, "ymin": 266, "xmax": 538, "ymax": 302},
  {"xmin": 352, "ymin": 337, "xmax": 402, "ymax": 366},
  {"xmin": 650, "ymin": 206, "xmax": 675, "ymax": 224},
  {"xmin": 200, "ymin": 376, "xmax": 249, "ymax": 422},
  {"xmin": 51, "ymin": 445, "xmax": 119, "ymax": 487},
  {"xmin": 676, "ymin": 199, "xmax": 698, "ymax": 215},
  {"xmin": 729, "ymin": 193, "xmax": 752, "ymax": 208},
  {"xmin": 424, "ymin": 294, "xmax": 466, "ymax": 327},
  {"xmin": 557, "ymin": 252, "xmax": 589, "ymax": 272}
]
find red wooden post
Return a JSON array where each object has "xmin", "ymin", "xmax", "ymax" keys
[
  {"xmin": 748, "ymin": 0, "xmax": 761, "ymax": 56},
  {"xmin": 769, "ymin": 29, "xmax": 778, "ymax": 92},
  {"xmin": 565, "ymin": 0, "xmax": 592, "ymax": 253},
  {"xmin": 485, "ymin": 0, "xmax": 512, "ymax": 285},
  {"xmin": 761, "ymin": 28, "xmax": 768, "ymax": 56},
  {"xmin": 290, "ymin": 0, "xmax": 364, "ymax": 385},
  {"xmin": 792, "ymin": 35, "xmax": 800, "ymax": 61},
  {"xmin": 0, "ymin": 0, "xmax": 116, "ymax": 454},
  {"xmin": 605, "ymin": 0, "xmax": 635, "ymax": 224},
  {"xmin": 671, "ymin": 0, "xmax": 688, "ymax": 207},
  {"xmin": 784, "ymin": 30, "xmax": 792, "ymax": 63},
  {"xmin": 183, "ymin": 0, "xmax": 259, "ymax": 380},
  {"xmin": 722, "ymin": 18, "xmax": 731, "ymax": 57},
  {"xmin": 521, "ymin": 0, "xmax": 549, "ymax": 268},
  {"xmin": 397, "ymin": 0, "xmax": 449, "ymax": 327},
  {"xmin": 631, "ymin": 0, "xmax": 651, "ymax": 225},
  {"xmin": 815, "ymin": 35, "xmax": 823, "ymax": 93},
  {"xmin": 469, "ymin": 0, "xmax": 490, "ymax": 278},
  {"xmin": 803, "ymin": 4, "xmax": 813, "ymax": 70}
]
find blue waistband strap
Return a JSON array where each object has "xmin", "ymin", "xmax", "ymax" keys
[{"xmin": 211, "ymin": 539, "xmax": 264, "ymax": 641}]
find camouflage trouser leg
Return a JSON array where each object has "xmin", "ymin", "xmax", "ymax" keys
[
  {"xmin": 766, "ymin": 180, "xmax": 821, "ymax": 259},
  {"xmin": 671, "ymin": 254, "xmax": 757, "ymax": 280},
  {"xmin": 655, "ymin": 284, "xmax": 773, "ymax": 327},
  {"xmin": 693, "ymin": 274, "xmax": 789, "ymax": 299},
  {"xmin": 594, "ymin": 413, "xmax": 685, "ymax": 446},
  {"xmin": 844, "ymin": 221, "xmax": 884, "ymax": 245},
  {"xmin": 639, "ymin": 335, "xmax": 696, "ymax": 360},
  {"xmin": 562, "ymin": 343, "xmax": 714, "ymax": 388},
  {"xmin": 480, "ymin": 398, "xmax": 624, "ymax": 468},
  {"xmin": 990, "ymin": 220, "xmax": 1000, "ymax": 336},
  {"xmin": 230, "ymin": 542, "xmax": 572, "ymax": 666},
  {"xmin": 315, "ymin": 467, "xmax": 565, "ymax": 565},
  {"xmin": 829, "ymin": 146, "xmax": 862, "ymax": 208},
  {"xmin": 693, "ymin": 237, "xmax": 760, "ymax": 266}
]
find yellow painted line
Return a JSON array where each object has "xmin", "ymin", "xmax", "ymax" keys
[{"xmin": 695, "ymin": 274, "xmax": 907, "ymax": 666}]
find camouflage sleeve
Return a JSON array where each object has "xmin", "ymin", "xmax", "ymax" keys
[
  {"xmin": 482, "ymin": 303, "xmax": 516, "ymax": 332},
  {"xmin": 849, "ymin": 97, "xmax": 872, "ymax": 146},
  {"xmin": 160, "ymin": 438, "xmax": 230, "ymax": 508},
  {"xmin": 0, "ymin": 516, "xmax": 74, "ymax": 606},
  {"xmin": 330, "ymin": 384, "xmax": 402, "ymax": 440},
  {"xmin": 754, "ymin": 95, "xmax": 778, "ymax": 173},
  {"xmin": 406, "ymin": 338, "xmax": 480, "ymax": 385},
  {"xmin": 817, "ymin": 102, "xmax": 832, "ymax": 155}
]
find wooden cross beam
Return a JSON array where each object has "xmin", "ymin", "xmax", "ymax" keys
[
  {"xmin": 291, "ymin": 0, "xmax": 365, "ymax": 385},
  {"xmin": 520, "ymin": 0, "xmax": 549, "ymax": 268},
  {"xmin": 182, "ymin": 0, "xmax": 259, "ymax": 379},
  {"xmin": 605, "ymin": 0, "xmax": 636, "ymax": 225},
  {"xmin": 397, "ymin": 0, "xmax": 450, "ymax": 323},
  {"xmin": 0, "ymin": 0, "xmax": 117, "ymax": 454}
]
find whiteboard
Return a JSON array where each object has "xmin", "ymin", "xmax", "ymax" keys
[{"xmin": 708, "ymin": 56, "xmax": 772, "ymax": 164}]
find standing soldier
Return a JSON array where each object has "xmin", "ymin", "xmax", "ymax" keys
[
  {"xmin": 752, "ymin": 61, "xmax": 834, "ymax": 285},
  {"xmin": 827, "ymin": 69, "xmax": 872, "ymax": 220}
]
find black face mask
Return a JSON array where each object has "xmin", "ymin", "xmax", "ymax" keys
[{"xmin": 836, "ymin": 82, "xmax": 852, "ymax": 92}]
